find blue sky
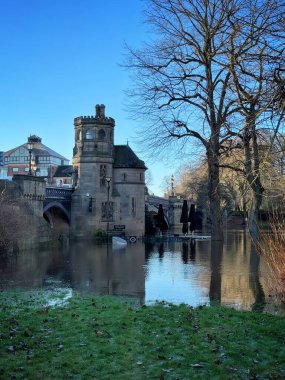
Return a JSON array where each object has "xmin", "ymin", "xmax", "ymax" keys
[{"xmin": 0, "ymin": 0, "xmax": 177, "ymax": 196}]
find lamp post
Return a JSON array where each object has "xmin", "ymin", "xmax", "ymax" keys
[
  {"xmin": 27, "ymin": 141, "xmax": 34, "ymax": 175},
  {"xmin": 86, "ymin": 193, "xmax": 93, "ymax": 212},
  {"xmin": 105, "ymin": 176, "xmax": 111, "ymax": 242}
]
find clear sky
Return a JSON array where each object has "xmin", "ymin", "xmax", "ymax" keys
[{"xmin": 0, "ymin": 0, "xmax": 178, "ymax": 196}]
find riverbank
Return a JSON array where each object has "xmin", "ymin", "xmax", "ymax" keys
[{"xmin": 0, "ymin": 291, "xmax": 284, "ymax": 379}]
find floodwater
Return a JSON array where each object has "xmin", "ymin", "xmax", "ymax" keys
[{"xmin": 0, "ymin": 231, "xmax": 283, "ymax": 314}]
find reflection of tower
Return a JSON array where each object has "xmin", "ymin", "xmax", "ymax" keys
[{"xmin": 70, "ymin": 105, "xmax": 114, "ymax": 237}]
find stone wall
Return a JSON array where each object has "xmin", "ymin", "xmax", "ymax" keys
[{"xmin": 0, "ymin": 175, "xmax": 51, "ymax": 251}]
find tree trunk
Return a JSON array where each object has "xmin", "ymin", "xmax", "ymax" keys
[
  {"xmin": 207, "ymin": 143, "xmax": 223, "ymax": 241},
  {"xmin": 243, "ymin": 115, "xmax": 264, "ymax": 238}
]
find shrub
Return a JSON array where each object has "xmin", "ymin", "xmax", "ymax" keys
[
  {"xmin": 93, "ymin": 228, "xmax": 107, "ymax": 241},
  {"xmin": 257, "ymin": 208, "xmax": 285, "ymax": 303}
]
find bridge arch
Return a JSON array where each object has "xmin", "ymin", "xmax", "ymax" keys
[
  {"xmin": 43, "ymin": 201, "xmax": 70, "ymax": 224},
  {"xmin": 43, "ymin": 201, "xmax": 71, "ymax": 239}
]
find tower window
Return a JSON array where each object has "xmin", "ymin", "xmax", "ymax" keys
[
  {"xmin": 123, "ymin": 173, "xmax": 127, "ymax": 181},
  {"xmin": 100, "ymin": 165, "xmax": 106, "ymax": 186},
  {"xmin": 86, "ymin": 129, "xmax": 94, "ymax": 140},
  {"xmin": 98, "ymin": 129, "xmax": 106, "ymax": 140},
  {"xmin": 140, "ymin": 173, "xmax": 144, "ymax": 182}
]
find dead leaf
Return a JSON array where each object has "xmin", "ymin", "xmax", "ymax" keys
[
  {"xmin": 190, "ymin": 363, "xmax": 204, "ymax": 368},
  {"xmin": 57, "ymin": 344, "xmax": 64, "ymax": 351},
  {"xmin": 6, "ymin": 345, "xmax": 14, "ymax": 353}
]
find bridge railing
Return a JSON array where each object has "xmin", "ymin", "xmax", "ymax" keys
[
  {"xmin": 148, "ymin": 195, "xmax": 169, "ymax": 208},
  {"xmin": 45, "ymin": 186, "xmax": 73, "ymax": 200}
]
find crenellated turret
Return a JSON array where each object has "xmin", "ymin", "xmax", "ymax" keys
[{"xmin": 73, "ymin": 104, "xmax": 115, "ymax": 161}]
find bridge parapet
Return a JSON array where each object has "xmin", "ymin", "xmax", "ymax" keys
[{"xmin": 46, "ymin": 187, "xmax": 73, "ymax": 200}]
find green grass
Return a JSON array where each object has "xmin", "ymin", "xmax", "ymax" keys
[{"xmin": 0, "ymin": 291, "xmax": 285, "ymax": 379}]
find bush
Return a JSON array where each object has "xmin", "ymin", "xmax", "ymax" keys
[
  {"xmin": 93, "ymin": 228, "xmax": 107, "ymax": 241},
  {"xmin": 257, "ymin": 208, "xmax": 285, "ymax": 303}
]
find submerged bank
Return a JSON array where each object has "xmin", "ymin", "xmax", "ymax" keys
[{"xmin": 0, "ymin": 291, "xmax": 284, "ymax": 379}]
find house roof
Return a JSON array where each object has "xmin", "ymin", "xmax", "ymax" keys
[
  {"xmin": 5, "ymin": 140, "xmax": 69, "ymax": 161},
  {"xmin": 113, "ymin": 145, "xmax": 147, "ymax": 169},
  {"xmin": 53, "ymin": 165, "xmax": 74, "ymax": 177}
]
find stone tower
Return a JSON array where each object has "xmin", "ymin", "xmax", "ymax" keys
[{"xmin": 70, "ymin": 104, "xmax": 115, "ymax": 237}]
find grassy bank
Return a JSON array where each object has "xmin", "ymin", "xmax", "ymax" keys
[{"xmin": 0, "ymin": 291, "xmax": 285, "ymax": 379}]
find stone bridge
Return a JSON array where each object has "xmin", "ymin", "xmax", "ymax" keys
[
  {"xmin": 43, "ymin": 187, "xmax": 73, "ymax": 234},
  {"xmin": 43, "ymin": 188, "xmax": 183, "ymax": 235}
]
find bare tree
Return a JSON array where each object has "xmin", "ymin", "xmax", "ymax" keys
[
  {"xmin": 126, "ymin": 0, "xmax": 242, "ymax": 240},
  {"xmin": 126, "ymin": 0, "xmax": 284, "ymax": 240},
  {"xmin": 224, "ymin": 0, "xmax": 285, "ymax": 234}
]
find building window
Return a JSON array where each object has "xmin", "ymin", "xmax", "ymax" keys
[
  {"xmin": 140, "ymin": 173, "xmax": 144, "ymax": 182},
  {"xmin": 102, "ymin": 202, "xmax": 113, "ymax": 221},
  {"xmin": 123, "ymin": 173, "xmax": 127, "ymax": 181},
  {"xmin": 24, "ymin": 167, "xmax": 29, "ymax": 172},
  {"xmin": 100, "ymin": 165, "xmax": 106, "ymax": 187},
  {"xmin": 98, "ymin": 129, "xmax": 106, "ymax": 140},
  {"xmin": 12, "ymin": 167, "xmax": 19, "ymax": 172},
  {"xmin": 131, "ymin": 197, "xmax": 136, "ymax": 216}
]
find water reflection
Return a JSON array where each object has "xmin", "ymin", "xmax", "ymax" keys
[
  {"xmin": 0, "ymin": 231, "xmax": 282, "ymax": 313},
  {"xmin": 249, "ymin": 242, "xmax": 265, "ymax": 312},
  {"xmin": 209, "ymin": 241, "xmax": 223, "ymax": 303}
]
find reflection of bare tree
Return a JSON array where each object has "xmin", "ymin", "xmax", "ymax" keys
[
  {"xmin": 209, "ymin": 241, "xmax": 223, "ymax": 303},
  {"xmin": 249, "ymin": 242, "xmax": 265, "ymax": 312}
]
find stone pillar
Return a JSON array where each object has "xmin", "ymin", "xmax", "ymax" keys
[{"xmin": 168, "ymin": 195, "xmax": 183, "ymax": 235}]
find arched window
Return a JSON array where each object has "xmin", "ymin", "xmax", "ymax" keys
[
  {"xmin": 86, "ymin": 129, "xmax": 94, "ymax": 140},
  {"xmin": 98, "ymin": 129, "xmax": 106, "ymax": 140}
]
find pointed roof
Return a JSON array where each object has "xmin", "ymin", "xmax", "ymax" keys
[{"xmin": 114, "ymin": 145, "xmax": 147, "ymax": 169}]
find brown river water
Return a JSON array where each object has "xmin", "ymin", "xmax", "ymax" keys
[{"xmin": 0, "ymin": 230, "xmax": 284, "ymax": 314}]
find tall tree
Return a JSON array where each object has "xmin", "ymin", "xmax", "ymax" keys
[
  {"xmin": 225, "ymin": 0, "xmax": 285, "ymax": 234},
  {"xmin": 126, "ymin": 0, "xmax": 241, "ymax": 240},
  {"xmin": 126, "ymin": 0, "xmax": 284, "ymax": 240}
]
